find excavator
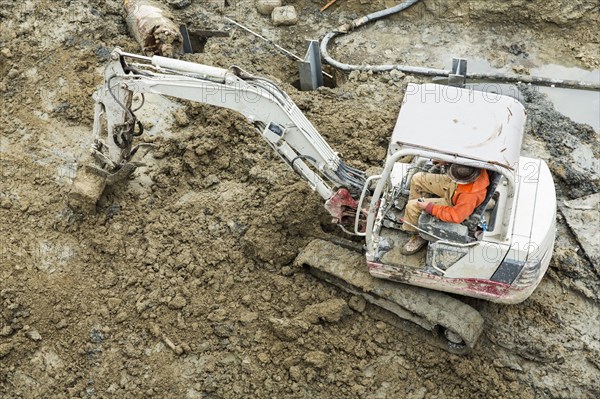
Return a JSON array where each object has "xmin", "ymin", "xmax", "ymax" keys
[{"xmin": 69, "ymin": 48, "xmax": 557, "ymax": 354}]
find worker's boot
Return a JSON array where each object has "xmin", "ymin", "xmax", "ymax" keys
[{"xmin": 401, "ymin": 235, "xmax": 427, "ymax": 255}]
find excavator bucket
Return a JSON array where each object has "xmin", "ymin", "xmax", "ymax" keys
[
  {"xmin": 68, "ymin": 164, "xmax": 108, "ymax": 213},
  {"xmin": 295, "ymin": 239, "xmax": 484, "ymax": 355},
  {"xmin": 68, "ymin": 161, "xmax": 140, "ymax": 213}
]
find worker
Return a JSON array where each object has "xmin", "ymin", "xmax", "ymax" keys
[{"xmin": 400, "ymin": 163, "xmax": 490, "ymax": 255}]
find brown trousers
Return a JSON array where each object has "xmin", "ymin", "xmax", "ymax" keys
[{"xmin": 402, "ymin": 172, "xmax": 457, "ymax": 233}]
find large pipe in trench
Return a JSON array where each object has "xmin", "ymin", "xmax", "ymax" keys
[{"xmin": 124, "ymin": 0, "xmax": 183, "ymax": 57}]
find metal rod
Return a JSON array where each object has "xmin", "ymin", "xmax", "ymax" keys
[
  {"xmin": 118, "ymin": 50, "xmax": 153, "ymax": 62},
  {"xmin": 320, "ymin": 0, "xmax": 340, "ymax": 13},
  {"xmin": 224, "ymin": 17, "xmax": 333, "ymax": 79}
]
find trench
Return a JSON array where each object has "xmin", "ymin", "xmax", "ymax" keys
[{"xmin": 318, "ymin": 0, "xmax": 600, "ymax": 132}]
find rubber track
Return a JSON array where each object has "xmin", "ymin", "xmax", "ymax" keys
[{"xmin": 296, "ymin": 239, "xmax": 484, "ymax": 355}]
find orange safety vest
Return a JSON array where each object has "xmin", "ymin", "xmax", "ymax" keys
[{"xmin": 430, "ymin": 169, "xmax": 490, "ymax": 224}]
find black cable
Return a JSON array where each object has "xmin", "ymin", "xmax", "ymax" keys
[
  {"xmin": 132, "ymin": 93, "xmax": 145, "ymax": 112},
  {"xmin": 107, "ymin": 75, "xmax": 135, "ymax": 123},
  {"xmin": 291, "ymin": 154, "xmax": 318, "ymax": 175}
]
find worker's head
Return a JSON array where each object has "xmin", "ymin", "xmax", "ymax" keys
[{"xmin": 447, "ymin": 164, "xmax": 481, "ymax": 184}]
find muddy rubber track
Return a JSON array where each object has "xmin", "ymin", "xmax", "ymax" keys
[{"xmin": 296, "ymin": 239, "xmax": 484, "ymax": 355}]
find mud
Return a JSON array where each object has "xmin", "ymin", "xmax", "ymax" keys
[{"xmin": 1, "ymin": 1, "xmax": 599, "ymax": 398}]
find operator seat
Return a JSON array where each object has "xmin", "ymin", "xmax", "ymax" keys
[{"xmin": 417, "ymin": 171, "xmax": 502, "ymax": 243}]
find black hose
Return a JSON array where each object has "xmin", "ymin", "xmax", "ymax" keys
[{"xmin": 320, "ymin": 0, "xmax": 600, "ymax": 91}]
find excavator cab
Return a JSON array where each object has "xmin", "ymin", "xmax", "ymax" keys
[
  {"xmin": 359, "ymin": 83, "xmax": 556, "ymax": 305},
  {"xmin": 300, "ymin": 83, "xmax": 555, "ymax": 353}
]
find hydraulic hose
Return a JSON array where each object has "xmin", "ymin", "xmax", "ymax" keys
[{"xmin": 320, "ymin": 0, "xmax": 600, "ymax": 91}]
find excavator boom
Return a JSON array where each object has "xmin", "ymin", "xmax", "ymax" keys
[{"xmin": 70, "ymin": 48, "xmax": 365, "ymax": 214}]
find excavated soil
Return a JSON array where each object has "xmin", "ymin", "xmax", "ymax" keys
[{"xmin": 1, "ymin": 1, "xmax": 599, "ymax": 398}]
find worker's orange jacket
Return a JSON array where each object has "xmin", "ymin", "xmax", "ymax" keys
[{"xmin": 425, "ymin": 169, "xmax": 490, "ymax": 224}]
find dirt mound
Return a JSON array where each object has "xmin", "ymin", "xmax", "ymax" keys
[{"xmin": 1, "ymin": 1, "xmax": 599, "ymax": 398}]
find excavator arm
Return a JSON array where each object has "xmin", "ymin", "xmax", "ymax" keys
[{"xmin": 74, "ymin": 48, "xmax": 366, "ymax": 222}]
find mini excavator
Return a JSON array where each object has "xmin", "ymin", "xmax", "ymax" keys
[{"xmin": 70, "ymin": 48, "xmax": 556, "ymax": 354}]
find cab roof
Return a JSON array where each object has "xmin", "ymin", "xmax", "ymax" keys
[{"xmin": 390, "ymin": 83, "xmax": 526, "ymax": 169}]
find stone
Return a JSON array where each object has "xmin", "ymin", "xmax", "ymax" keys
[
  {"xmin": 26, "ymin": 329, "xmax": 42, "ymax": 341},
  {"xmin": 267, "ymin": 317, "xmax": 310, "ymax": 341},
  {"xmin": 271, "ymin": 6, "xmax": 298, "ymax": 26},
  {"xmin": 257, "ymin": 352, "xmax": 270, "ymax": 363},
  {"xmin": 348, "ymin": 70, "xmax": 360, "ymax": 81},
  {"xmin": 115, "ymin": 311, "xmax": 129, "ymax": 323},
  {"xmin": 348, "ymin": 296, "xmax": 366, "ymax": 313},
  {"xmin": 0, "ymin": 326, "xmax": 13, "ymax": 336},
  {"xmin": 408, "ymin": 387, "xmax": 428, "ymax": 399},
  {"xmin": 169, "ymin": 294, "xmax": 187, "ymax": 309},
  {"xmin": 303, "ymin": 350, "xmax": 327, "ymax": 368},
  {"xmin": 289, "ymin": 365, "xmax": 302, "ymax": 382},
  {"xmin": 0, "ymin": 343, "xmax": 13, "ymax": 358},
  {"xmin": 204, "ymin": 174, "xmax": 220, "ymax": 188},
  {"xmin": 512, "ymin": 64, "xmax": 530, "ymax": 75},
  {"xmin": 256, "ymin": 0, "xmax": 282, "ymax": 16},
  {"xmin": 298, "ymin": 299, "xmax": 351, "ymax": 324},
  {"xmin": 389, "ymin": 69, "xmax": 405, "ymax": 81},
  {"xmin": 107, "ymin": 297, "xmax": 122, "ymax": 310},
  {"xmin": 239, "ymin": 311, "xmax": 258, "ymax": 323},
  {"xmin": 173, "ymin": 108, "xmax": 189, "ymax": 127},
  {"xmin": 167, "ymin": 0, "xmax": 191, "ymax": 9}
]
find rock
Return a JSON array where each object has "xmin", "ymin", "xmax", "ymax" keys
[
  {"xmin": 169, "ymin": 294, "xmax": 187, "ymax": 309},
  {"xmin": 90, "ymin": 328, "xmax": 105, "ymax": 343},
  {"xmin": 352, "ymin": 384, "xmax": 366, "ymax": 395},
  {"xmin": 0, "ymin": 198, "xmax": 12, "ymax": 209},
  {"xmin": 289, "ymin": 365, "xmax": 302, "ymax": 382},
  {"xmin": 173, "ymin": 108, "xmax": 189, "ymax": 127},
  {"xmin": 0, "ymin": 325, "xmax": 13, "ymax": 336},
  {"xmin": 149, "ymin": 323, "xmax": 161, "ymax": 338},
  {"xmin": 26, "ymin": 329, "xmax": 42, "ymax": 341},
  {"xmin": 212, "ymin": 322, "xmax": 234, "ymax": 338},
  {"xmin": 512, "ymin": 64, "xmax": 530, "ymax": 75},
  {"xmin": 303, "ymin": 350, "xmax": 327, "ymax": 368},
  {"xmin": 107, "ymin": 297, "xmax": 122, "ymax": 310},
  {"xmin": 348, "ymin": 296, "xmax": 366, "ymax": 313},
  {"xmin": 257, "ymin": 352, "xmax": 270, "ymax": 363},
  {"xmin": 256, "ymin": 0, "xmax": 282, "ymax": 16},
  {"xmin": 299, "ymin": 292, "xmax": 311, "ymax": 301},
  {"xmin": 241, "ymin": 294, "xmax": 252, "ymax": 305},
  {"xmin": 204, "ymin": 175, "xmax": 220, "ymax": 188},
  {"xmin": 267, "ymin": 317, "xmax": 310, "ymax": 341},
  {"xmin": 408, "ymin": 387, "xmax": 428, "ymax": 399},
  {"xmin": 0, "ymin": 342, "xmax": 13, "ymax": 358},
  {"xmin": 389, "ymin": 69, "xmax": 405, "ymax": 81},
  {"xmin": 167, "ymin": 0, "xmax": 191, "ymax": 9},
  {"xmin": 261, "ymin": 290, "xmax": 272, "ymax": 301},
  {"xmin": 55, "ymin": 319, "xmax": 68, "ymax": 329},
  {"xmin": 271, "ymin": 6, "xmax": 298, "ymax": 26},
  {"xmin": 298, "ymin": 299, "xmax": 351, "ymax": 324},
  {"xmin": 115, "ymin": 311, "xmax": 128, "ymax": 323},
  {"xmin": 239, "ymin": 311, "xmax": 258, "ymax": 323}
]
